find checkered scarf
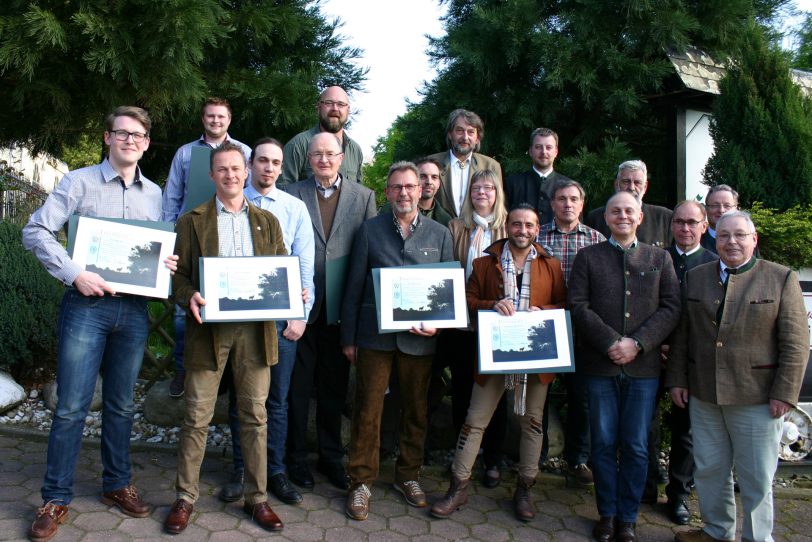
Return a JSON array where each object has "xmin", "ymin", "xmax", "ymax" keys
[{"xmin": 499, "ymin": 241, "xmax": 537, "ymax": 416}]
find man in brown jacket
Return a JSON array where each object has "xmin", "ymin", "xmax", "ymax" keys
[
  {"xmin": 666, "ymin": 211, "xmax": 808, "ymax": 542},
  {"xmin": 430, "ymin": 203, "xmax": 566, "ymax": 522}
]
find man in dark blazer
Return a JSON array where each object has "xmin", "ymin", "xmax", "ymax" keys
[
  {"xmin": 666, "ymin": 211, "xmax": 808, "ymax": 542},
  {"xmin": 341, "ymin": 161, "xmax": 454, "ymax": 521},
  {"xmin": 586, "ymin": 160, "xmax": 672, "ymax": 248},
  {"xmin": 569, "ymin": 191, "xmax": 681, "ymax": 542},
  {"xmin": 379, "ymin": 157, "xmax": 453, "ymax": 227},
  {"xmin": 700, "ymin": 184, "xmax": 739, "ymax": 253},
  {"xmin": 428, "ymin": 108, "xmax": 502, "ymax": 219},
  {"xmin": 657, "ymin": 201, "xmax": 718, "ymax": 525},
  {"xmin": 504, "ymin": 127, "xmax": 571, "ymax": 224},
  {"xmin": 165, "ymin": 143, "xmax": 287, "ymax": 534},
  {"xmin": 285, "ymin": 132, "xmax": 377, "ymax": 491}
]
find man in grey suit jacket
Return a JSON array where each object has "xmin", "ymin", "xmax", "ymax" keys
[
  {"xmin": 666, "ymin": 211, "xmax": 808, "ymax": 542},
  {"xmin": 285, "ymin": 132, "xmax": 377, "ymax": 491},
  {"xmin": 428, "ymin": 108, "xmax": 502, "ymax": 218},
  {"xmin": 340, "ymin": 161, "xmax": 454, "ymax": 521}
]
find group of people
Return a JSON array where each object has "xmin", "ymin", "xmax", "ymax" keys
[{"xmin": 21, "ymin": 88, "xmax": 808, "ymax": 542}]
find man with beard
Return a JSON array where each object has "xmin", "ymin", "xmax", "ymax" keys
[
  {"xmin": 341, "ymin": 161, "xmax": 454, "ymax": 521},
  {"xmin": 585, "ymin": 160, "xmax": 673, "ymax": 248},
  {"xmin": 428, "ymin": 109, "xmax": 502, "ymax": 219},
  {"xmin": 379, "ymin": 157, "xmax": 453, "ymax": 227},
  {"xmin": 504, "ymin": 127, "xmax": 572, "ymax": 224},
  {"xmin": 280, "ymin": 86, "xmax": 364, "ymax": 187}
]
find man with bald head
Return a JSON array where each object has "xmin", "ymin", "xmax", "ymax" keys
[
  {"xmin": 666, "ymin": 211, "xmax": 807, "ymax": 542},
  {"xmin": 281, "ymin": 86, "xmax": 364, "ymax": 187},
  {"xmin": 569, "ymin": 191, "xmax": 681, "ymax": 542},
  {"xmin": 285, "ymin": 132, "xmax": 377, "ymax": 490}
]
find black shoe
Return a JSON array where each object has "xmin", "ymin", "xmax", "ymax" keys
[
  {"xmin": 482, "ymin": 465, "xmax": 501, "ymax": 489},
  {"xmin": 669, "ymin": 498, "xmax": 690, "ymax": 525},
  {"xmin": 287, "ymin": 462, "xmax": 314, "ymax": 489},
  {"xmin": 268, "ymin": 473, "xmax": 303, "ymax": 505},
  {"xmin": 168, "ymin": 371, "xmax": 185, "ymax": 398},
  {"xmin": 219, "ymin": 469, "xmax": 244, "ymax": 502},
  {"xmin": 658, "ymin": 466, "xmax": 669, "ymax": 485},
  {"xmin": 317, "ymin": 461, "xmax": 350, "ymax": 490},
  {"xmin": 617, "ymin": 521, "xmax": 637, "ymax": 542}
]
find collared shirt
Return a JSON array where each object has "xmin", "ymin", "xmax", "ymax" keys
[
  {"xmin": 392, "ymin": 210, "xmax": 420, "ymax": 240},
  {"xmin": 538, "ymin": 220, "xmax": 606, "ymax": 285},
  {"xmin": 719, "ymin": 257, "xmax": 756, "ymax": 283},
  {"xmin": 608, "ymin": 236, "xmax": 639, "ymax": 251},
  {"xmin": 707, "ymin": 227, "xmax": 717, "ymax": 239},
  {"xmin": 162, "ymin": 134, "xmax": 251, "ymax": 222},
  {"xmin": 532, "ymin": 165, "xmax": 553, "ymax": 178},
  {"xmin": 673, "ymin": 244, "xmax": 702, "ymax": 257},
  {"xmin": 449, "ymin": 150, "xmax": 471, "ymax": 215},
  {"xmin": 22, "ymin": 158, "xmax": 162, "ymax": 286},
  {"xmin": 314, "ymin": 174, "xmax": 342, "ymax": 199},
  {"xmin": 215, "ymin": 197, "xmax": 254, "ymax": 257},
  {"xmin": 244, "ymin": 183, "xmax": 316, "ymax": 318}
]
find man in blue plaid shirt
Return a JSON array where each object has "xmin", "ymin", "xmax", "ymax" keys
[{"xmin": 537, "ymin": 178, "xmax": 605, "ymax": 486}]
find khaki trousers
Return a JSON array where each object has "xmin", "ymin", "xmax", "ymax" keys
[
  {"xmin": 348, "ymin": 348, "xmax": 433, "ymax": 485},
  {"xmin": 451, "ymin": 374, "xmax": 548, "ymax": 480},
  {"xmin": 176, "ymin": 322, "xmax": 270, "ymax": 505}
]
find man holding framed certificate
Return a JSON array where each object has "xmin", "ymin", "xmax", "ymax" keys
[
  {"xmin": 164, "ymin": 142, "xmax": 287, "ymax": 534},
  {"xmin": 430, "ymin": 203, "xmax": 566, "ymax": 523}
]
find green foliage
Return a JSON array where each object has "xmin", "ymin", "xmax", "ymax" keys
[
  {"xmin": 793, "ymin": 12, "xmax": 812, "ymax": 70},
  {"xmin": 0, "ymin": 220, "xmax": 63, "ymax": 377},
  {"xmin": 557, "ymin": 138, "xmax": 632, "ymax": 213},
  {"xmin": 60, "ymin": 133, "xmax": 103, "ymax": 171},
  {"xmin": 0, "ymin": 0, "xmax": 367, "ymax": 180},
  {"xmin": 362, "ymin": 118, "xmax": 408, "ymax": 208},
  {"xmin": 704, "ymin": 25, "xmax": 812, "ymax": 210},
  {"xmin": 748, "ymin": 201, "xmax": 812, "ymax": 269}
]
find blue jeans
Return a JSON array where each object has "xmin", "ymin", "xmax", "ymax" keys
[
  {"xmin": 42, "ymin": 291, "xmax": 149, "ymax": 504},
  {"xmin": 173, "ymin": 305, "xmax": 185, "ymax": 372},
  {"xmin": 230, "ymin": 323, "xmax": 298, "ymax": 476},
  {"xmin": 585, "ymin": 373, "xmax": 658, "ymax": 522}
]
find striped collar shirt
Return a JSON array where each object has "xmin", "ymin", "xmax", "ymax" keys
[
  {"xmin": 538, "ymin": 219, "xmax": 606, "ymax": 285},
  {"xmin": 215, "ymin": 197, "xmax": 254, "ymax": 257}
]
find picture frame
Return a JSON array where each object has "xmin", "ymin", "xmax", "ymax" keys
[
  {"xmin": 70, "ymin": 216, "xmax": 176, "ymax": 298},
  {"xmin": 378, "ymin": 265, "xmax": 467, "ymax": 331},
  {"xmin": 199, "ymin": 256, "xmax": 304, "ymax": 322},
  {"xmin": 477, "ymin": 308, "xmax": 575, "ymax": 374}
]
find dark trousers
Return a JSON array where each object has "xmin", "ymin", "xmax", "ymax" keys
[
  {"xmin": 665, "ymin": 400, "xmax": 694, "ymax": 500},
  {"xmin": 286, "ymin": 311, "xmax": 349, "ymax": 466},
  {"xmin": 440, "ymin": 329, "xmax": 506, "ymax": 468},
  {"xmin": 563, "ymin": 371, "xmax": 591, "ymax": 466}
]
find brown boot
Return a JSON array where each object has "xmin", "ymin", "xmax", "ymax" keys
[
  {"xmin": 430, "ymin": 477, "xmax": 469, "ymax": 519},
  {"xmin": 513, "ymin": 475, "xmax": 536, "ymax": 522}
]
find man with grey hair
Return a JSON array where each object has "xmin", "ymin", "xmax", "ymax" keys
[
  {"xmin": 341, "ymin": 161, "xmax": 454, "ymax": 521},
  {"xmin": 429, "ymin": 108, "xmax": 502, "ymax": 218},
  {"xmin": 666, "ymin": 210, "xmax": 807, "ymax": 542},
  {"xmin": 505, "ymin": 127, "xmax": 572, "ymax": 224},
  {"xmin": 281, "ymin": 86, "xmax": 364, "ymax": 187},
  {"xmin": 586, "ymin": 160, "xmax": 673, "ymax": 248},
  {"xmin": 285, "ymin": 132, "xmax": 376, "ymax": 491},
  {"xmin": 700, "ymin": 185, "xmax": 739, "ymax": 254}
]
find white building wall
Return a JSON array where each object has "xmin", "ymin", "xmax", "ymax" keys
[
  {"xmin": 0, "ymin": 144, "xmax": 68, "ymax": 193},
  {"xmin": 684, "ymin": 109, "xmax": 715, "ymax": 202}
]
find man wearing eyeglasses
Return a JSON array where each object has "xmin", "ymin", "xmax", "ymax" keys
[
  {"xmin": 585, "ymin": 160, "xmax": 673, "ymax": 248},
  {"xmin": 285, "ymin": 132, "xmax": 376, "ymax": 491},
  {"xmin": 666, "ymin": 211, "xmax": 807, "ymax": 542},
  {"xmin": 23, "ymin": 106, "xmax": 178, "ymax": 542},
  {"xmin": 341, "ymin": 161, "xmax": 454, "ymax": 521},
  {"xmin": 700, "ymin": 185, "xmax": 739, "ymax": 254},
  {"xmin": 280, "ymin": 86, "xmax": 364, "ymax": 187}
]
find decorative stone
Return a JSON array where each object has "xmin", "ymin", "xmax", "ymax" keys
[
  {"xmin": 143, "ymin": 378, "xmax": 229, "ymax": 426},
  {"xmin": 43, "ymin": 375, "xmax": 103, "ymax": 412},
  {"xmin": 0, "ymin": 371, "xmax": 28, "ymax": 414}
]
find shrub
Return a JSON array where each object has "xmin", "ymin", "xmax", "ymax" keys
[
  {"xmin": 748, "ymin": 202, "xmax": 812, "ymax": 269},
  {"xmin": 0, "ymin": 220, "xmax": 63, "ymax": 378}
]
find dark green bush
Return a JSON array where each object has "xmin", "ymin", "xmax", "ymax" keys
[
  {"xmin": 0, "ymin": 220, "xmax": 63, "ymax": 378},
  {"xmin": 748, "ymin": 202, "xmax": 812, "ymax": 269}
]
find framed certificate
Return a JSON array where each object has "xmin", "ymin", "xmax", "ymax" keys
[
  {"xmin": 477, "ymin": 309, "xmax": 574, "ymax": 374},
  {"xmin": 70, "ymin": 216, "xmax": 176, "ymax": 298},
  {"xmin": 199, "ymin": 256, "xmax": 304, "ymax": 322},
  {"xmin": 378, "ymin": 266, "xmax": 467, "ymax": 331}
]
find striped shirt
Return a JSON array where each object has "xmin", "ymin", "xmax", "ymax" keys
[
  {"xmin": 22, "ymin": 159, "xmax": 162, "ymax": 286},
  {"xmin": 537, "ymin": 220, "xmax": 606, "ymax": 285},
  {"xmin": 215, "ymin": 198, "xmax": 254, "ymax": 257}
]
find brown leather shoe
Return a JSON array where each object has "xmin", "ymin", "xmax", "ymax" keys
[
  {"xmin": 29, "ymin": 502, "xmax": 68, "ymax": 542},
  {"xmin": 243, "ymin": 502, "xmax": 283, "ymax": 532},
  {"xmin": 101, "ymin": 484, "xmax": 151, "ymax": 518},
  {"xmin": 163, "ymin": 499, "xmax": 193, "ymax": 535},
  {"xmin": 617, "ymin": 521, "xmax": 637, "ymax": 542},
  {"xmin": 393, "ymin": 480, "xmax": 427, "ymax": 508},
  {"xmin": 430, "ymin": 476, "xmax": 469, "ymax": 519},
  {"xmin": 513, "ymin": 475, "xmax": 536, "ymax": 522},
  {"xmin": 346, "ymin": 483, "xmax": 371, "ymax": 521},
  {"xmin": 674, "ymin": 529, "xmax": 736, "ymax": 542},
  {"xmin": 592, "ymin": 516, "xmax": 616, "ymax": 542}
]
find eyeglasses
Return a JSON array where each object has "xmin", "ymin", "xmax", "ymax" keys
[
  {"xmin": 717, "ymin": 232, "xmax": 754, "ymax": 243},
  {"xmin": 471, "ymin": 184, "xmax": 496, "ymax": 193},
  {"xmin": 707, "ymin": 203, "xmax": 737, "ymax": 211},
  {"xmin": 110, "ymin": 130, "xmax": 148, "ymax": 143},
  {"xmin": 308, "ymin": 152, "xmax": 343, "ymax": 161},
  {"xmin": 388, "ymin": 184, "xmax": 418, "ymax": 193},
  {"xmin": 319, "ymin": 100, "xmax": 349, "ymax": 109},
  {"xmin": 673, "ymin": 219, "xmax": 704, "ymax": 228}
]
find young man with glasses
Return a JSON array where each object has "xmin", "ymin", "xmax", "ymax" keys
[{"xmin": 281, "ymin": 86, "xmax": 364, "ymax": 187}]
